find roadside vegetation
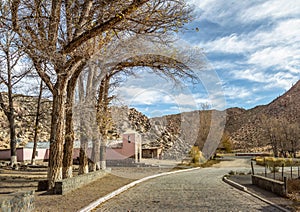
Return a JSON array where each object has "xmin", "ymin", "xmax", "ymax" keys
[
  {"xmin": 176, "ymin": 146, "xmax": 221, "ymax": 169},
  {"xmin": 254, "ymin": 156, "xmax": 300, "ymax": 167}
]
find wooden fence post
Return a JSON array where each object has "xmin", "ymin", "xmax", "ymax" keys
[
  {"xmin": 265, "ymin": 164, "xmax": 267, "ymax": 177},
  {"xmin": 284, "ymin": 176, "xmax": 287, "ymax": 196}
]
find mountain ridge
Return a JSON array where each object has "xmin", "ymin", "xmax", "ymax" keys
[{"xmin": 0, "ymin": 80, "xmax": 299, "ymax": 158}]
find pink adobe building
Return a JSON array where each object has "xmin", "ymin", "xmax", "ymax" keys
[
  {"xmin": 106, "ymin": 131, "xmax": 142, "ymax": 162},
  {"xmin": 0, "ymin": 132, "xmax": 142, "ymax": 163}
]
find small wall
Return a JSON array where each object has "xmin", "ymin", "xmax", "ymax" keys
[
  {"xmin": 23, "ymin": 148, "xmax": 49, "ymax": 161},
  {"xmin": 72, "ymin": 148, "xmax": 92, "ymax": 160},
  {"xmin": 142, "ymin": 148, "xmax": 162, "ymax": 159},
  {"xmin": 54, "ymin": 170, "xmax": 110, "ymax": 195},
  {"xmin": 0, "ymin": 148, "xmax": 24, "ymax": 162},
  {"xmin": 252, "ymin": 175, "xmax": 287, "ymax": 197},
  {"xmin": 0, "ymin": 190, "xmax": 35, "ymax": 211}
]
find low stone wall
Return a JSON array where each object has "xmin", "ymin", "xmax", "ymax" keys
[
  {"xmin": 0, "ymin": 190, "xmax": 35, "ymax": 211},
  {"xmin": 252, "ymin": 175, "xmax": 287, "ymax": 197},
  {"xmin": 54, "ymin": 170, "xmax": 110, "ymax": 195}
]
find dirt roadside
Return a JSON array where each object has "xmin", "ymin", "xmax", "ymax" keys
[{"xmin": 0, "ymin": 163, "xmax": 177, "ymax": 211}]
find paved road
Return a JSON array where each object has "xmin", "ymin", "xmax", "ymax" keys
[{"xmin": 96, "ymin": 165, "xmax": 282, "ymax": 211}]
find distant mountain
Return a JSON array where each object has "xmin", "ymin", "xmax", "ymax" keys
[
  {"xmin": 134, "ymin": 80, "xmax": 300, "ymax": 156},
  {"xmin": 263, "ymin": 80, "xmax": 300, "ymax": 120},
  {"xmin": 226, "ymin": 80, "xmax": 300, "ymax": 151},
  {"xmin": 1, "ymin": 80, "xmax": 299, "ymax": 158}
]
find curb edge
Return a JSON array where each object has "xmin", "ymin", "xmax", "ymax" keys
[
  {"xmin": 78, "ymin": 167, "xmax": 200, "ymax": 212},
  {"xmin": 223, "ymin": 176, "xmax": 290, "ymax": 212}
]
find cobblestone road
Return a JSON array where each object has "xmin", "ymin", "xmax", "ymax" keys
[{"xmin": 96, "ymin": 166, "xmax": 282, "ymax": 211}]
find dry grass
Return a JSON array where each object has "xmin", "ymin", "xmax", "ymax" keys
[
  {"xmin": 287, "ymin": 179, "xmax": 300, "ymax": 202},
  {"xmin": 255, "ymin": 157, "xmax": 296, "ymax": 167},
  {"xmin": 176, "ymin": 159, "xmax": 221, "ymax": 168}
]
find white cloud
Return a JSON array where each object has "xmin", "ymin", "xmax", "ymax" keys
[
  {"xmin": 241, "ymin": 0, "xmax": 300, "ymax": 22},
  {"xmin": 247, "ymin": 19, "xmax": 300, "ymax": 72},
  {"xmin": 248, "ymin": 46, "xmax": 299, "ymax": 68},
  {"xmin": 193, "ymin": 7, "xmax": 300, "ymax": 92},
  {"xmin": 190, "ymin": 0, "xmax": 300, "ymax": 24},
  {"xmin": 200, "ymin": 18, "xmax": 300, "ymax": 56},
  {"xmin": 188, "ymin": 0, "xmax": 255, "ymax": 25},
  {"xmin": 115, "ymin": 86, "xmax": 210, "ymax": 108},
  {"xmin": 117, "ymin": 86, "xmax": 165, "ymax": 105},
  {"xmin": 263, "ymin": 72, "xmax": 298, "ymax": 90},
  {"xmin": 223, "ymin": 86, "xmax": 252, "ymax": 99},
  {"xmin": 229, "ymin": 69, "xmax": 266, "ymax": 83},
  {"xmin": 115, "ymin": 1, "xmax": 300, "ymax": 114},
  {"xmin": 200, "ymin": 34, "xmax": 253, "ymax": 54},
  {"xmin": 229, "ymin": 68, "xmax": 297, "ymax": 90},
  {"xmin": 183, "ymin": 1, "xmax": 300, "ymax": 110}
]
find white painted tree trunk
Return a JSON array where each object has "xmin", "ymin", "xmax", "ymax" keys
[{"xmin": 10, "ymin": 155, "xmax": 17, "ymax": 167}]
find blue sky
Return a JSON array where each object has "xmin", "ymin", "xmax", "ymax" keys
[{"xmin": 114, "ymin": 0, "xmax": 300, "ymax": 117}]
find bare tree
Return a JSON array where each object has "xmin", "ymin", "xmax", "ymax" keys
[
  {"xmin": 8, "ymin": 0, "xmax": 192, "ymax": 189},
  {"xmin": 260, "ymin": 115, "xmax": 300, "ymax": 158},
  {"xmin": 289, "ymin": 123, "xmax": 300, "ymax": 158},
  {"xmin": 197, "ymin": 103, "xmax": 212, "ymax": 150},
  {"xmin": 30, "ymin": 80, "xmax": 43, "ymax": 165},
  {"xmin": 279, "ymin": 119, "xmax": 300, "ymax": 158},
  {"xmin": 0, "ymin": 14, "xmax": 31, "ymax": 165},
  {"xmin": 260, "ymin": 115, "xmax": 281, "ymax": 157},
  {"xmin": 93, "ymin": 48, "xmax": 198, "ymax": 169}
]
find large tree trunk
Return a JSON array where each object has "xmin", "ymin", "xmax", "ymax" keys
[
  {"xmin": 96, "ymin": 75, "xmax": 111, "ymax": 170},
  {"xmin": 77, "ymin": 74, "xmax": 89, "ymax": 174},
  {"xmin": 100, "ymin": 135, "xmax": 107, "ymax": 170},
  {"xmin": 0, "ymin": 92, "xmax": 17, "ymax": 166},
  {"xmin": 7, "ymin": 90, "xmax": 17, "ymax": 166},
  {"xmin": 7, "ymin": 67, "xmax": 17, "ymax": 166},
  {"xmin": 31, "ymin": 80, "xmax": 43, "ymax": 165},
  {"xmin": 78, "ymin": 134, "xmax": 89, "ymax": 174},
  {"xmin": 63, "ymin": 98, "xmax": 74, "ymax": 178},
  {"xmin": 62, "ymin": 71, "xmax": 81, "ymax": 178},
  {"xmin": 47, "ymin": 77, "xmax": 68, "ymax": 190},
  {"xmin": 90, "ymin": 138, "xmax": 100, "ymax": 171},
  {"xmin": 8, "ymin": 107, "xmax": 17, "ymax": 166}
]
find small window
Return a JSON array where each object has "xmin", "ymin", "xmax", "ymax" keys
[{"xmin": 128, "ymin": 135, "xmax": 131, "ymax": 143}]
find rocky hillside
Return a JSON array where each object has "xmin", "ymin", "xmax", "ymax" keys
[
  {"xmin": 110, "ymin": 107, "xmax": 193, "ymax": 159},
  {"xmin": 226, "ymin": 80, "xmax": 300, "ymax": 151},
  {"xmin": 0, "ymin": 93, "xmax": 52, "ymax": 149}
]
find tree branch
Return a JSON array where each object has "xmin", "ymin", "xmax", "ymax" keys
[{"xmin": 62, "ymin": 0, "xmax": 149, "ymax": 54}]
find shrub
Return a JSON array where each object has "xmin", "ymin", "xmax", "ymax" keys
[
  {"xmin": 228, "ymin": 170, "xmax": 235, "ymax": 175},
  {"xmin": 189, "ymin": 146, "xmax": 203, "ymax": 164}
]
